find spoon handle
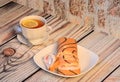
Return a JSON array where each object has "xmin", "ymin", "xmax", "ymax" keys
[{"xmin": 14, "ymin": 25, "xmax": 33, "ymax": 47}]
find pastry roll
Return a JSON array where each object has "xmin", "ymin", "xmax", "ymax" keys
[{"xmin": 49, "ymin": 37, "xmax": 80, "ymax": 75}]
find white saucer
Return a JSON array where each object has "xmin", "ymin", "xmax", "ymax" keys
[
  {"xmin": 17, "ymin": 34, "xmax": 29, "ymax": 45},
  {"xmin": 33, "ymin": 43, "xmax": 99, "ymax": 77},
  {"xmin": 15, "ymin": 25, "xmax": 51, "ymax": 46},
  {"xmin": 14, "ymin": 25, "xmax": 32, "ymax": 46}
]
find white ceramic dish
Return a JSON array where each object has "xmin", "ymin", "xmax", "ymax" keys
[
  {"xmin": 33, "ymin": 43, "xmax": 99, "ymax": 77},
  {"xmin": 14, "ymin": 25, "xmax": 32, "ymax": 45},
  {"xmin": 17, "ymin": 34, "xmax": 28, "ymax": 45}
]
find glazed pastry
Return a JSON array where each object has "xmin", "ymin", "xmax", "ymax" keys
[{"xmin": 49, "ymin": 37, "xmax": 80, "ymax": 76}]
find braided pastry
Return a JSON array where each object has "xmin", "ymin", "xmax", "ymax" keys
[{"xmin": 49, "ymin": 37, "xmax": 80, "ymax": 75}]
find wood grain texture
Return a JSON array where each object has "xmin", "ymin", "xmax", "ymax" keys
[
  {"xmin": 0, "ymin": 2, "xmax": 18, "ymax": 15},
  {"xmin": 0, "ymin": 2, "xmax": 45, "ymax": 46},
  {"xmin": 64, "ymin": 34, "xmax": 120, "ymax": 82},
  {"xmin": 15, "ymin": 0, "xmax": 27, "ymax": 6},
  {"xmin": 0, "ymin": 12, "xmax": 94, "ymax": 82},
  {"xmin": 0, "ymin": 0, "xmax": 12, "ymax": 7},
  {"xmin": 104, "ymin": 66, "xmax": 120, "ymax": 82},
  {"xmin": 25, "ymin": 32, "xmax": 120, "ymax": 82},
  {"xmin": 14, "ymin": 0, "xmax": 120, "ymax": 39},
  {"xmin": 27, "ymin": 0, "xmax": 43, "ymax": 11},
  {"xmin": 84, "ymin": 48, "xmax": 120, "ymax": 82},
  {"xmin": 0, "ymin": 5, "xmax": 31, "ymax": 27},
  {"xmin": 57, "ymin": 34, "xmax": 120, "ymax": 82},
  {"xmin": 16, "ymin": 0, "xmax": 43, "ymax": 12},
  {"xmin": 0, "ymin": 2, "xmax": 120, "ymax": 82}
]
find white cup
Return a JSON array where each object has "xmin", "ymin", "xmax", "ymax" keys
[{"xmin": 20, "ymin": 15, "xmax": 51, "ymax": 45}]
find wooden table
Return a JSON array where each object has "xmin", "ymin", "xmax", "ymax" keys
[{"xmin": 0, "ymin": 2, "xmax": 120, "ymax": 82}]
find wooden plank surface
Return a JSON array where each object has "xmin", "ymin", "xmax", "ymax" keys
[
  {"xmin": 16, "ymin": 0, "xmax": 43, "ymax": 11},
  {"xmin": 62, "ymin": 36, "xmax": 120, "ymax": 82},
  {"xmin": 0, "ymin": 2, "xmax": 18, "ymax": 15},
  {"xmin": 0, "ymin": 0, "xmax": 11, "ymax": 7},
  {"xmin": 104, "ymin": 65, "xmax": 120, "ymax": 82},
  {"xmin": 25, "ymin": 32, "xmax": 120, "ymax": 82},
  {"xmin": 0, "ymin": 2, "xmax": 120, "ymax": 82},
  {"xmin": 0, "ymin": 4, "xmax": 94, "ymax": 81},
  {"xmin": 0, "ymin": 2, "xmax": 45, "ymax": 46}
]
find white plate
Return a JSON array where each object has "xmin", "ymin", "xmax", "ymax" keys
[{"xmin": 33, "ymin": 43, "xmax": 99, "ymax": 77}]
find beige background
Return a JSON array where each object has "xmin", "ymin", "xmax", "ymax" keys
[{"xmin": 1, "ymin": 0, "xmax": 120, "ymax": 38}]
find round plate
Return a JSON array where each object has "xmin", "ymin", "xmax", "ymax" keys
[{"xmin": 33, "ymin": 43, "xmax": 99, "ymax": 77}]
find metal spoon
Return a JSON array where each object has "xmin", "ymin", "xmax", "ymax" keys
[{"xmin": 14, "ymin": 25, "xmax": 33, "ymax": 47}]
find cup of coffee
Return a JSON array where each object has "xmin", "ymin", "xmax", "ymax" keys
[{"xmin": 19, "ymin": 15, "xmax": 51, "ymax": 45}]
